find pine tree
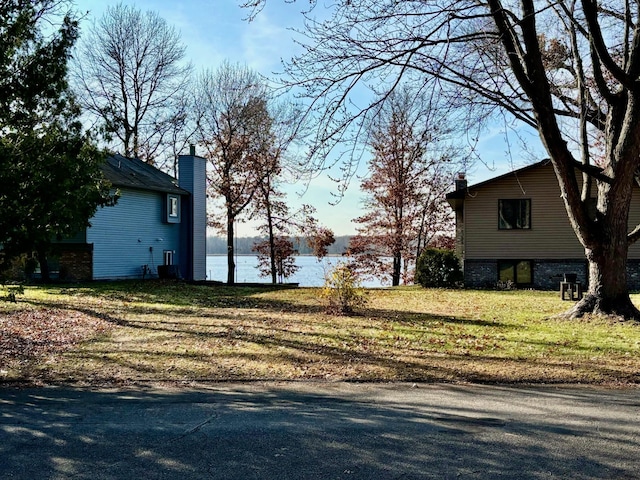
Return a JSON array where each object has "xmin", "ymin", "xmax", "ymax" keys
[{"xmin": 0, "ymin": 1, "xmax": 111, "ymax": 278}]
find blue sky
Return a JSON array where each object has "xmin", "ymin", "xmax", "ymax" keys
[{"xmin": 75, "ymin": 0, "xmax": 546, "ymax": 236}]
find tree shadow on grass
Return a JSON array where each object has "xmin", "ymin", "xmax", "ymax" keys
[
  {"xmin": 27, "ymin": 280, "xmax": 522, "ymax": 330},
  {"xmin": 12, "ymin": 294, "xmax": 639, "ymax": 386},
  {"xmin": 13, "ymin": 284, "xmax": 640, "ymax": 386},
  {"xmin": 0, "ymin": 384, "xmax": 638, "ymax": 479},
  {"xmin": 56, "ymin": 280, "xmax": 302, "ymax": 306}
]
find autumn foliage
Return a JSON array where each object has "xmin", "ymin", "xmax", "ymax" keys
[
  {"xmin": 321, "ymin": 262, "xmax": 368, "ymax": 315},
  {"xmin": 349, "ymin": 88, "xmax": 456, "ymax": 286},
  {"xmin": 252, "ymin": 236, "xmax": 299, "ymax": 283}
]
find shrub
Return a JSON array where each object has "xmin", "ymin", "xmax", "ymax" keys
[
  {"xmin": 415, "ymin": 248, "xmax": 463, "ymax": 288},
  {"xmin": 321, "ymin": 262, "xmax": 368, "ymax": 315}
]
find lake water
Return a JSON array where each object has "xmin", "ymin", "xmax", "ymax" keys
[{"xmin": 205, "ymin": 255, "xmax": 384, "ymax": 287}]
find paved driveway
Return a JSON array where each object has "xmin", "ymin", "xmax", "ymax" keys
[{"xmin": 1, "ymin": 383, "xmax": 639, "ymax": 479}]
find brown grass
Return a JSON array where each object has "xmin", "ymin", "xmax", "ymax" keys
[{"xmin": 1, "ymin": 282, "xmax": 639, "ymax": 387}]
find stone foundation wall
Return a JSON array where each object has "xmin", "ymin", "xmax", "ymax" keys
[
  {"xmin": 532, "ymin": 260, "xmax": 587, "ymax": 290},
  {"xmin": 465, "ymin": 258, "xmax": 640, "ymax": 291},
  {"xmin": 463, "ymin": 260, "xmax": 498, "ymax": 288}
]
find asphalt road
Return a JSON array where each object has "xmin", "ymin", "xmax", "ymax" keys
[{"xmin": 1, "ymin": 382, "xmax": 639, "ymax": 479}]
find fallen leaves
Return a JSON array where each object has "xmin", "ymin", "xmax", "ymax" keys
[
  {"xmin": 2, "ymin": 284, "xmax": 640, "ymax": 387},
  {"xmin": 0, "ymin": 308, "xmax": 111, "ymax": 379}
]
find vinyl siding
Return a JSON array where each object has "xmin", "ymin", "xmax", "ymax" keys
[
  {"xmin": 463, "ymin": 163, "xmax": 640, "ymax": 260},
  {"xmin": 178, "ymin": 154, "xmax": 207, "ymax": 281},
  {"xmin": 87, "ymin": 188, "xmax": 182, "ymax": 279},
  {"xmin": 192, "ymin": 168, "xmax": 207, "ymax": 281}
]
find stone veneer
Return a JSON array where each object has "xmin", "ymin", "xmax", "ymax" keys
[
  {"xmin": 463, "ymin": 260, "xmax": 498, "ymax": 289},
  {"xmin": 464, "ymin": 258, "xmax": 640, "ymax": 291}
]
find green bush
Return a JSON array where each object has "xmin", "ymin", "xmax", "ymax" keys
[
  {"xmin": 321, "ymin": 262, "xmax": 368, "ymax": 315},
  {"xmin": 415, "ymin": 248, "xmax": 463, "ymax": 288}
]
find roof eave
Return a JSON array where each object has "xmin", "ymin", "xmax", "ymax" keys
[{"xmin": 444, "ymin": 159, "xmax": 553, "ymax": 205}]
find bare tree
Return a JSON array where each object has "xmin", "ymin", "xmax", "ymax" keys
[
  {"xmin": 160, "ymin": 89, "xmax": 200, "ymax": 177},
  {"xmin": 73, "ymin": 3, "xmax": 192, "ymax": 165},
  {"xmin": 349, "ymin": 87, "xmax": 457, "ymax": 286},
  {"xmin": 239, "ymin": 0, "xmax": 640, "ymax": 319},
  {"xmin": 248, "ymin": 98, "xmax": 328, "ymax": 284},
  {"xmin": 196, "ymin": 61, "xmax": 272, "ymax": 285},
  {"xmin": 252, "ymin": 156, "xmax": 288, "ymax": 284},
  {"xmin": 250, "ymin": 99, "xmax": 296, "ymax": 283}
]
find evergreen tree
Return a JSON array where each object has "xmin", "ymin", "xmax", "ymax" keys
[{"xmin": 0, "ymin": 1, "xmax": 111, "ymax": 278}]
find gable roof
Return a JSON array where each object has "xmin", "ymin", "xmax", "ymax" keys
[
  {"xmin": 101, "ymin": 154, "xmax": 189, "ymax": 195},
  {"xmin": 446, "ymin": 159, "xmax": 552, "ymax": 202}
]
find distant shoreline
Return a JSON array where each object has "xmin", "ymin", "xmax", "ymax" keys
[
  {"xmin": 206, "ymin": 253, "xmax": 346, "ymax": 257},
  {"xmin": 207, "ymin": 235, "xmax": 352, "ymax": 256}
]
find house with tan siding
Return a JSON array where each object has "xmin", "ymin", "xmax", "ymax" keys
[{"xmin": 446, "ymin": 160, "xmax": 640, "ymax": 290}]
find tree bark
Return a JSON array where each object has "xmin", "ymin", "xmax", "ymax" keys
[
  {"xmin": 266, "ymin": 202, "xmax": 277, "ymax": 284},
  {"xmin": 392, "ymin": 253, "xmax": 401, "ymax": 286},
  {"xmin": 565, "ymin": 244, "xmax": 640, "ymax": 319},
  {"xmin": 226, "ymin": 214, "xmax": 235, "ymax": 285},
  {"xmin": 489, "ymin": 0, "xmax": 640, "ymax": 320},
  {"xmin": 562, "ymin": 187, "xmax": 640, "ymax": 319}
]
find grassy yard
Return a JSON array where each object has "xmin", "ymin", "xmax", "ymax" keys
[{"xmin": 1, "ymin": 281, "xmax": 639, "ymax": 387}]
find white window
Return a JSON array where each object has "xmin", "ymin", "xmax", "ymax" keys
[
  {"xmin": 169, "ymin": 196, "xmax": 179, "ymax": 217},
  {"xmin": 166, "ymin": 194, "xmax": 180, "ymax": 223},
  {"xmin": 163, "ymin": 250, "xmax": 174, "ymax": 266}
]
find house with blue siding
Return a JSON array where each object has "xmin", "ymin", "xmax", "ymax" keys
[{"xmin": 56, "ymin": 149, "xmax": 207, "ymax": 281}]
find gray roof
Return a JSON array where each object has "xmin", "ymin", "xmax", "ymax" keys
[{"xmin": 101, "ymin": 154, "xmax": 189, "ymax": 195}]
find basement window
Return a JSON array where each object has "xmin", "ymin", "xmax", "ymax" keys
[{"xmin": 498, "ymin": 260, "xmax": 533, "ymax": 286}]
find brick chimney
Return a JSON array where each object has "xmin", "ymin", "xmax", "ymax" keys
[{"xmin": 455, "ymin": 172, "xmax": 467, "ymax": 191}]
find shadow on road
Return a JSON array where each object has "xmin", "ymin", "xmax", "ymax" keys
[{"xmin": 1, "ymin": 383, "xmax": 638, "ymax": 479}]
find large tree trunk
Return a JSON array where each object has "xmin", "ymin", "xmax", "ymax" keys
[
  {"xmin": 565, "ymin": 247, "xmax": 639, "ymax": 319},
  {"xmin": 563, "ymin": 197, "xmax": 640, "ymax": 319},
  {"xmin": 533, "ymin": 99, "xmax": 640, "ymax": 320}
]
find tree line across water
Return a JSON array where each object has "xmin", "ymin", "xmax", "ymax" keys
[
  {"xmin": 0, "ymin": 2, "xmax": 457, "ymax": 290},
  {"xmin": 5, "ymin": 0, "xmax": 639, "ymax": 317},
  {"xmin": 206, "ymin": 236, "xmax": 352, "ymax": 256}
]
